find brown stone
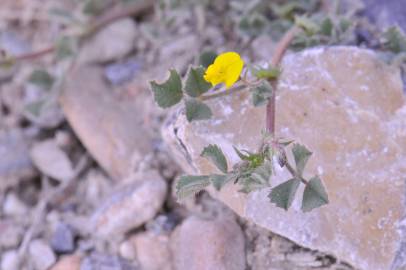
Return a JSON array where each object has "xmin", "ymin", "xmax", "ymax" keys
[
  {"xmin": 162, "ymin": 47, "xmax": 406, "ymax": 270},
  {"xmin": 60, "ymin": 66, "xmax": 153, "ymax": 179},
  {"xmin": 50, "ymin": 255, "xmax": 81, "ymax": 270},
  {"xmin": 132, "ymin": 231, "xmax": 172, "ymax": 270},
  {"xmin": 170, "ymin": 216, "xmax": 246, "ymax": 270}
]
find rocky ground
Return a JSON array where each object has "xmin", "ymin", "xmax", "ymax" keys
[{"xmin": 0, "ymin": 0, "xmax": 405, "ymax": 270}]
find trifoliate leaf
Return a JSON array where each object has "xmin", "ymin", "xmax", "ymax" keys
[
  {"xmin": 382, "ymin": 26, "xmax": 406, "ymax": 53},
  {"xmin": 251, "ymin": 81, "xmax": 273, "ymax": 107},
  {"xmin": 210, "ymin": 174, "xmax": 231, "ymax": 191},
  {"xmin": 55, "ymin": 36, "xmax": 77, "ymax": 60},
  {"xmin": 150, "ymin": 69, "xmax": 183, "ymax": 108},
  {"xmin": 199, "ymin": 51, "xmax": 217, "ymax": 68},
  {"xmin": 301, "ymin": 176, "xmax": 329, "ymax": 212},
  {"xmin": 176, "ymin": 175, "xmax": 210, "ymax": 199},
  {"xmin": 292, "ymin": 143, "xmax": 312, "ymax": 175},
  {"xmin": 185, "ymin": 99, "xmax": 212, "ymax": 122},
  {"xmin": 269, "ymin": 178, "xmax": 300, "ymax": 210},
  {"xmin": 29, "ymin": 70, "xmax": 54, "ymax": 90},
  {"xmin": 184, "ymin": 66, "xmax": 211, "ymax": 97},
  {"xmin": 201, "ymin": 144, "xmax": 228, "ymax": 173}
]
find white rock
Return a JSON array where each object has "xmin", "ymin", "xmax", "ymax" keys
[
  {"xmin": 91, "ymin": 170, "xmax": 167, "ymax": 238},
  {"xmin": 30, "ymin": 139, "xmax": 74, "ymax": 182},
  {"xmin": 3, "ymin": 192, "xmax": 28, "ymax": 216},
  {"xmin": 163, "ymin": 46, "xmax": 406, "ymax": 270},
  {"xmin": 79, "ymin": 18, "xmax": 137, "ymax": 64},
  {"xmin": 29, "ymin": 239, "xmax": 57, "ymax": 270},
  {"xmin": 1, "ymin": 250, "xmax": 19, "ymax": 270}
]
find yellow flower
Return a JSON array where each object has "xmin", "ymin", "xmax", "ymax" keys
[{"xmin": 204, "ymin": 52, "xmax": 244, "ymax": 88}]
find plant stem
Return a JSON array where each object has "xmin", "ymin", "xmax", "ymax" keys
[
  {"xmin": 285, "ymin": 160, "xmax": 308, "ymax": 185},
  {"xmin": 266, "ymin": 26, "xmax": 298, "ymax": 135},
  {"xmin": 200, "ymin": 84, "xmax": 246, "ymax": 101},
  {"xmin": 0, "ymin": 0, "xmax": 154, "ymax": 65}
]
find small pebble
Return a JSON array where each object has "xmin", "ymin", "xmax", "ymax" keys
[
  {"xmin": 51, "ymin": 223, "xmax": 75, "ymax": 254},
  {"xmin": 29, "ymin": 239, "xmax": 56, "ymax": 270},
  {"xmin": 80, "ymin": 253, "xmax": 136, "ymax": 270},
  {"xmin": 3, "ymin": 192, "xmax": 28, "ymax": 216}
]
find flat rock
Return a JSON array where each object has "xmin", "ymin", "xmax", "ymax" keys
[
  {"xmin": 60, "ymin": 66, "xmax": 153, "ymax": 179},
  {"xmin": 0, "ymin": 129, "xmax": 34, "ymax": 190},
  {"xmin": 91, "ymin": 171, "xmax": 167, "ymax": 238},
  {"xmin": 79, "ymin": 18, "xmax": 137, "ymax": 64},
  {"xmin": 162, "ymin": 46, "xmax": 406, "ymax": 270},
  {"xmin": 170, "ymin": 216, "xmax": 246, "ymax": 270}
]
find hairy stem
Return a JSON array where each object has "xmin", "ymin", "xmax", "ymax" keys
[
  {"xmin": 200, "ymin": 84, "xmax": 246, "ymax": 101},
  {"xmin": 266, "ymin": 26, "xmax": 298, "ymax": 135},
  {"xmin": 0, "ymin": 0, "xmax": 154, "ymax": 65},
  {"xmin": 285, "ymin": 160, "xmax": 309, "ymax": 185}
]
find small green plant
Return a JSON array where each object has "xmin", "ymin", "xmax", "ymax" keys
[{"xmin": 149, "ymin": 26, "xmax": 330, "ymax": 212}]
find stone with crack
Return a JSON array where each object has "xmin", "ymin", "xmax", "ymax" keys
[{"xmin": 162, "ymin": 46, "xmax": 406, "ymax": 270}]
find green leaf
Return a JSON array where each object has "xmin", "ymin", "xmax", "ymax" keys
[
  {"xmin": 150, "ymin": 69, "xmax": 183, "ymax": 108},
  {"xmin": 382, "ymin": 26, "xmax": 406, "ymax": 53},
  {"xmin": 269, "ymin": 178, "xmax": 300, "ymax": 210},
  {"xmin": 252, "ymin": 66, "xmax": 280, "ymax": 80},
  {"xmin": 295, "ymin": 15, "xmax": 319, "ymax": 35},
  {"xmin": 339, "ymin": 18, "xmax": 352, "ymax": 33},
  {"xmin": 320, "ymin": 17, "xmax": 333, "ymax": 36},
  {"xmin": 250, "ymin": 160, "xmax": 272, "ymax": 185},
  {"xmin": 292, "ymin": 143, "xmax": 312, "ymax": 175},
  {"xmin": 55, "ymin": 36, "xmax": 77, "ymax": 60},
  {"xmin": 48, "ymin": 8, "xmax": 76, "ymax": 23},
  {"xmin": 201, "ymin": 144, "xmax": 228, "ymax": 173},
  {"xmin": 251, "ymin": 81, "xmax": 273, "ymax": 107},
  {"xmin": 28, "ymin": 70, "xmax": 54, "ymax": 90},
  {"xmin": 185, "ymin": 99, "xmax": 212, "ymax": 122},
  {"xmin": 199, "ymin": 51, "xmax": 217, "ymax": 68},
  {"xmin": 83, "ymin": 0, "xmax": 107, "ymax": 15},
  {"xmin": 210, "ymin": 174, "xmax": 231, "ymax": 191},
  {"xmin": 301, "ymin": 176, "xmax": 329, "ymax": 212},
  {"xmin": 176, "ymin": 175, "xmax": 210, "ymax": 199},
  {"xmin": 184, "ymin": 66, "xmax": 211, "ymax": 97},
  {"xmin": 239, "ymin": 14, "xmax": 267, "ymax": 37},
  {"xmin": 233, "ymin": 146, "xmax": 250, "ymax": 160},
  {"xmin": 25, "ymin": 99, "xmax": 46, "ymax": 117}
]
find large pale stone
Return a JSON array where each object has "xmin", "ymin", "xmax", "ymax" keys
[
  {"xmin": 162, "ymin": 46, "xmax": 406, "ymax": 270},
  {"xmin": 61, "ymin": 66, "xmax": 153, "ymax": 179}
]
